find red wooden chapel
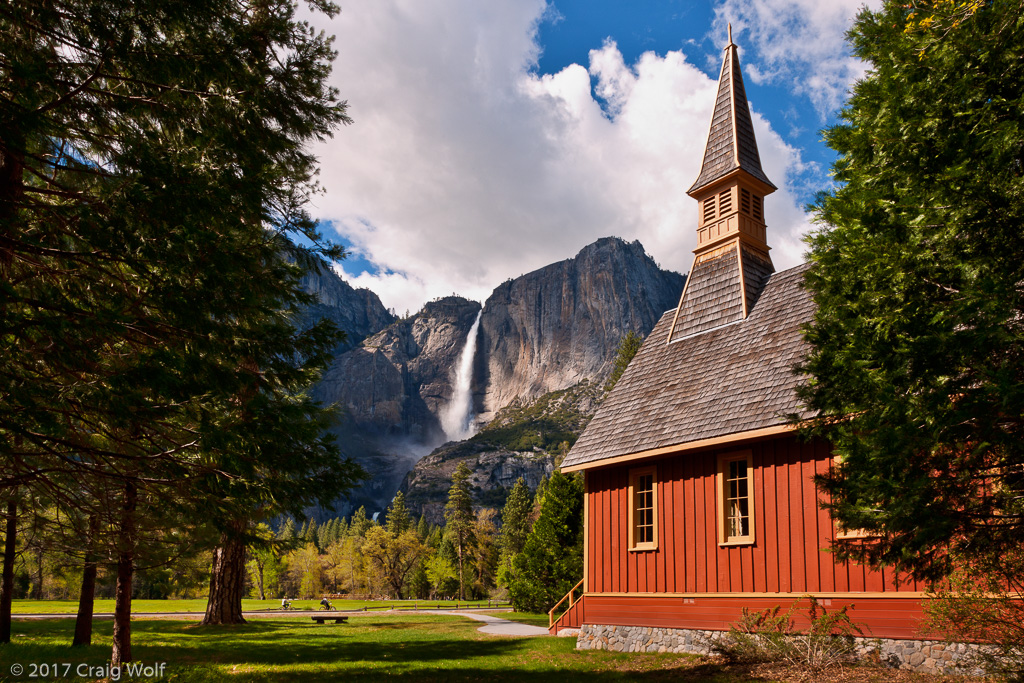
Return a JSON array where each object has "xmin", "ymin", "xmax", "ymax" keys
[{"xmin": 552, "ymin": 33, "xmax": 929, "ymax": 648}]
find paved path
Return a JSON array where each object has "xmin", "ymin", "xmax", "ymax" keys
[{"xmin": 438, "ymin": 611, "xmax": 549, "ymax": 636}]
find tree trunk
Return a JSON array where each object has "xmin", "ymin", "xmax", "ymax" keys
[
  {"xmin": 202, "ymin": 520, "xmax": 247, "ymax": 625},
  {"xmin": 111, "ymin": 483, "xmax": 136, "ymax": 669},
  {"xmin": 1, "ymin": 498, "xmax": 16, "ymax": 644},
  {"xmin": 72, "ymin": 515, "xmax": 99, "ymax": 647}
]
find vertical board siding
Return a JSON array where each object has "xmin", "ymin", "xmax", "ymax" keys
[{"xmin": 584, "ymin": 435, "xmax": 920, "ymax": 599}]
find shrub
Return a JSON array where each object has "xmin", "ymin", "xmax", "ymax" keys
[
  {"xmin": 923, "ymin": 549, "xmax": 1024, "ymax": 682},
  {"xmin": 715, "ymin": 596, "xmax": 865, "ymax": 672}
]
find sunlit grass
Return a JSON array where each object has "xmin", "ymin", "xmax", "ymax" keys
[
  {"xmin": 0, "ymin": 615, "xmax": 728, "ymax": 682},
  {"xmin": 10, "ymin": 598, "xmax": 510, "ymax": 615}
]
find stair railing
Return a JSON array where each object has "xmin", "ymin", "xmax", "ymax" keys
[{"xmin": 548, "ymin": 578, "xmax": 585, "ymax": 630}]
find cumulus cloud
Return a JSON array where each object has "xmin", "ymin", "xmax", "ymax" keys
[
  {"xmin": 306, "ymin": 0, "xmax": 830, "ymax": 314},
  {"xmin": 711, "ymin": 0, "xmax": 883, "ymax": 119}
]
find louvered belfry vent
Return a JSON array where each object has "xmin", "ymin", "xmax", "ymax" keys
[{"xmin": 669, "ymin": 28, "xmax": 777, "ymax": 342}]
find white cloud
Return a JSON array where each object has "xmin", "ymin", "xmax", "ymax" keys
[
  {"xmin": 306, "ymin": 0, "xmax": 828, "ymax": 315},
  {"xmin": 711, "ymin": 0, "xmax": 883, "ymax": 119}
]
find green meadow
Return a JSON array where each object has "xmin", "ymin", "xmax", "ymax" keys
[
  {"xmin": 8, "ymin": 598, "xmax": 509, "ymax": 615},
  {"xmin": 0, "ymin": 614, "xmax": 728, "ymax": 682}
]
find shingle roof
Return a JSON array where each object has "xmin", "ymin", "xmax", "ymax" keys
[
  {"xmin": 669, "ymin": 243, "xmax": 776, "ymax": 341},
  {"xmin": 688, "ymin": 42, "xmax": 775, "ymax": 194},
  {"xmin": 561, "ymin": 263, "xmax": 814, "ymax": 470}
]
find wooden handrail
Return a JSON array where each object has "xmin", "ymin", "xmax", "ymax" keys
[{"xmin": 548, "ymin": 578, "xmax": 585, "ymax": 629}]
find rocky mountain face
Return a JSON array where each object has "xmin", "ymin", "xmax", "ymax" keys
[
  {"xmin": 314, "ymin": 296, "xmax": 482, "ymax": 442},
  {"xmin": 309, "ymin": 237, "xmax": 685, "ymax": 518},
  {"xmin": 296, "ymin": 263, "xmax": 396, "ymax": 355},
  {"xmin": 478, "ymin": 237, "xmax": 685, "ymax": 419}
]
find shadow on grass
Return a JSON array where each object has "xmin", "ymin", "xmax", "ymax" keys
[{"xmin": 0, "ymin": 618, "xmax": 757, "ymax": 683}]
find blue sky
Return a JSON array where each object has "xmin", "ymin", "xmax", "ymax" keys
[{"xmin": 306, "ymin": 0, "xmax": 877, "ymax": 314}]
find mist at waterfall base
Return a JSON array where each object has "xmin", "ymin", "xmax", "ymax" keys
[{"xmin": 440, "ymin": 309, "xmax": 482, "ymax": 442}]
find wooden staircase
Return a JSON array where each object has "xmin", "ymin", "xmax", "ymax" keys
[{"xmin": 548, "ymin": 579, "xmax": 585, "ymax": 635}]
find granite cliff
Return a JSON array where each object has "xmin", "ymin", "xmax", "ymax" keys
[{"xmin": 296, "ymin": 262, "xmax": 396, "ymax": 355}]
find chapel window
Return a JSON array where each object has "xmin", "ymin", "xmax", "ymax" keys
[
  {"xmin": 629, "ymin": 466, "xmax": 657, "ymax": 550},
  {"xmin": 718, "ymin": 451, "xmax": 754, "ymax": 545}
]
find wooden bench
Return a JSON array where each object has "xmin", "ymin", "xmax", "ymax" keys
[{"xmin": 311, "ymin": 615, "xmax": 348, "ymax": 625}]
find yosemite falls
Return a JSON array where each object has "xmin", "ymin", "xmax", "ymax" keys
[{"xmin": 440, "ymin": 309, "xmax": 482, "ymax": 441}]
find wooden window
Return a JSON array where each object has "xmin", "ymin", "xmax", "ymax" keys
[
  {"xmin": 718, "ymin": 189, "xmax": 732, "ymax": 214},
  {"xmin": 752, "ymin": 195, "xmax": 763, "ymax": 221},
  {"xmin": 717, "ymin": 451, "xmax": 754, "ymax": 545},
  {"xmin": 628, "ymin": 466, "xmax": 657, "ymax": 551},
  {"xmin": 702, "ymin": 197, "xmax": 716, "ymax": 223},
  {"xmin": 740, "ymin": 188, "xmax": 751, "ymax": 215},
  {"xmin": 832, "ymin": 456, "xmax": 872, "ymax": 540}
]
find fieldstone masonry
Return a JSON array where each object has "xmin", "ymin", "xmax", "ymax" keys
[{"xmin": 576, "ymin": 624, "xmax": 986, "ymax": 675}]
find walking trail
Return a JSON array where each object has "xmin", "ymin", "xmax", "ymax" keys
[{"xmin": 438, "ymin": 610, "xmax": 549, "ymax": 636}]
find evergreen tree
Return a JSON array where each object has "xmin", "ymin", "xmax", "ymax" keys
[
  {"xmin": 304, "ymin": 519, "xmax": 319, "ymax": 548},
  {"xmin": 800, "ymin": 0, "xmax": 1024, "ymax": 581},
  {"xmin": 444, "ymin": 462, "xmax": 476, "ymax": 600},
  {"xmin": 278, "ymin": 518, "xmax": 297, "ymax": 543},
  {"xmin": 508, "ymin": 471, "xmax": 583, "ymax": 613},
  {"xmin": 349, "ymin": 507, "xmax": 373, "ymax": 539},
  {"xmin": 496, "ymin": 478, "xmax": 532, "ymax": 589},
  {"xmin": 0, "ymin": 0, "xmax": 364, "ymax": 652},
  {"xmin": 604, "ymin": 331, "xmax": 644, "ymax": 391},
  {"xmin": 385, "ymin": 492, "xmax": 412, "ymax": 535}
]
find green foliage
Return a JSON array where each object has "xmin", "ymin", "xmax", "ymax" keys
[
  {"xmin": 471, "ymin": 382, "xmax": 599, "ymax": 453},
  {"xmin": 385, "ymin": 492, "xmax": 412, "ymax": 535},
  {"xmin": 923, "ymin": 548, "xmax": 1024, "ymax": 680},
  {"xmin": 496, "ymin": 478, "xmax": 533, "ymax": 589},
  {"xmin": 605, "ymin": 331, "xmax": 644, "ymax": 391},
  {"xmin": 715, "ymin": 597, "xmax": 864, "ymax": 672},
  {"xmin": 507, "ymin": 471, "xmax": 583, "ymax": 613},
  {"xmin": 800, "ymin": 0, "xmax": 1024, "ymax": 581},
  {"xmin": 444, "ymin": 463, "xmax": 476, "ymax": 600}
]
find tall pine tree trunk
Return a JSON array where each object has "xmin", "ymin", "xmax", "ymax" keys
[
  {"xmin": 1, "ymin": 498, "xmax": 16, "ymax": 644},
  {"xmin": 72, "ymin": 515, "xmax": 99, "ymax": 647},
  {"xmin": 202, "ymin": 519, "xmax": 247, "ymax": 625},
  {"xmin": 111, "ymin": 483, "xmax": 136, "ymax": 669}
]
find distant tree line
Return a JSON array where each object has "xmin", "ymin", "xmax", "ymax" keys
[{"xmin": 7, "ymin": 468, "xmax": 585, "ymax": 615}]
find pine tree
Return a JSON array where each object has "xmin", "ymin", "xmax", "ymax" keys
[
  {"xmin": 444, "ymin": 463, "xmax": 476, "ymax": 600},
  {"xmin": 496, "ymin": 477, "xmax": 533, "ymax": 589},
  {"xmin": 605, "ymin": 331, "xmax": 644, "ymax": 391},
  {"xmin": 305, "ymin": 520, "xmax": 319, "ymax": 548},
  {"xmin": 349, "ymin": 507, "xmax": 373, "ymax": 540},
  {"xmin": 0, "ymin": 0, "xmax": 364, "ymax": 655},
  {"xmin": 386, "ymin": 492, "xmax": 412, "ymax": 535},
  {"xmin": 508, "ymin": 471, "xmax": 583, "ymax": 613},
  {"xmin": 801, "ymin": 0, "xmax": 1024, "ymax": 581}
]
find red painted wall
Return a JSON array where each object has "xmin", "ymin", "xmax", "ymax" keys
[{"xmin": 582, "ymin": 434, "xmax": 925, "ymax": 637}]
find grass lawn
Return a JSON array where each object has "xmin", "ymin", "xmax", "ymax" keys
[
  {"xmin": 0, "ymin": 615, "xmax": 739, "ymax": 682},
  {"xmin": 10, "ymin": 598, "xmax": 510, "ymax": 615},
  {"xmin": 0, "ymin": 615, "xmax": 982, "ymax": 682}
]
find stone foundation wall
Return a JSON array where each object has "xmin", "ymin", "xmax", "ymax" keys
[{"xmin": 575, "ymin": 624, "xmax": 984, "ymax": 675}]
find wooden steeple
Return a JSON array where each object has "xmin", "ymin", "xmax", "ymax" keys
[{"xmin": 669, "ymin": 27, "xmax": 777, "ymax": 342}]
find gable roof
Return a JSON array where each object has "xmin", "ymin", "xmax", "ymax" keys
[
  {"xmin": 688, "ymin": 40, "xmax": 775, "ymax": 195},
  {"xmin": 561, "ymin": 263, "xmax": 814, "ymax": 471}
]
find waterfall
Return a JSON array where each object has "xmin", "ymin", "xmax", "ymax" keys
[{"xmin": 441, "ymin": 310, "xmax": 482, "ymax": 441}]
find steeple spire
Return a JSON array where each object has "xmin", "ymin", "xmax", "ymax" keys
[
  {"xmin": 667, "ymin": 33, "xmax": 777, "ymax": 342},
  {"xmin": 689, "ymin": 32, "xmax": 774, "ymax": 194}
]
